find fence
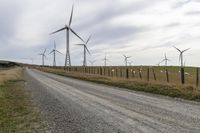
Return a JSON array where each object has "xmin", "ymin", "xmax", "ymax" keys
[{"xmin": 37, "ymin": 65, "xmax": 200, "ymax": 87}]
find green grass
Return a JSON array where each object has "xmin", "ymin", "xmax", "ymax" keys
[
  {"xmin": 40, "ymin": 68, "xmax": 200, "ymax": 102},
  {"xmin": 0, "ymin": 80, "xmax": 47, "ymax": 133}
]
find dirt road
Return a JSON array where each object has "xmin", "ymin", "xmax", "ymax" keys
[{"xmin": 24, "ymin": 68, "xmax": 200, "ymax": 133}]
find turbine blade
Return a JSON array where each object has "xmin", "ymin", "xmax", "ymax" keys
[
  {"xmin": 86, "ymin": 35, "xmax": 92, "ymax": 44},
  {"xmin": 56, "ymin": 50, "xmax": 63, "ymax": 54},
  {"xmin": 70, "ymin": 28, "xmax": 85, "ymax": 42},
  {"xmin": 69, "ymin": 5, "xmax": 74, "ymax": 26},
  {"xmin": 183, "ymin": 48, "xmax": 190, "ymax": 53},
  {"xmin": 44, "ymin": 49, "xmax": 46, "ymax": 54},
  {"xmin": 50, "ymin": 27, "xmax": 66, "ymax": 35},
  {"xmin": 49, "ymin": 50, "xmax": 54, "ymax": 55},
  {"xmin": 160, "ymin": 59, "xmax": 165, "ymax": 63},
  {"xmin": 173, "ymin": 46, "xmax": 181, "ymax": 52},
  {"xmin": 85, "ymin": 46, "xmax": 91, "ymax": 55},
  {"xmin": 75, "ymin": 44, "xmax": 84, "ymax": 46}
]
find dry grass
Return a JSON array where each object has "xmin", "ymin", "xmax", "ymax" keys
[
  {"xmin": 45, "ymin": 66, "xmax": 199, "ymax": 86},
  {"xmin": 0, "ymin": 67, "xmax": 22, "ymax": 84},
  {"xmin": 39, "ymin": 67, "xmax": 200, "ymax": 102},
  {"xmin": 0, "ymin": 67, "xmax": 48, "ymax": 132}
]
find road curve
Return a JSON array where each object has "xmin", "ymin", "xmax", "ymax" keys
[{"xmin": 24, "ymin": 68, "xmax": 200, "ymax": 133}]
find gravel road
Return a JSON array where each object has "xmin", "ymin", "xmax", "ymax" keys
[{"xmin": 24, "ymin": 68, "xmax": 200, "ymax": 133}]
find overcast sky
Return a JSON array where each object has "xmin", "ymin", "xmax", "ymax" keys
[{"xmin": 0, "ymin": 0, "xmax": 200, "ymax": 66}]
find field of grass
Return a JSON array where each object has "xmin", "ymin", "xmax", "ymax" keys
[
  {"xmin": 40, "ymin": 65, "xmax": 199, "ymax": 86},
  {"xmin": 0, "ymin": 67, "xmax": 47, "ymax": 132},
  {"xmin": 38, "ymin": 67, "xmax": 200, "ymax": 102}
]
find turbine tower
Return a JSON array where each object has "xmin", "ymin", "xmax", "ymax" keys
[
  {"xmin": 161, "ymin": 53, "xmax": 170, "ymax": 66},
  {"xmin": 123, "ymin": 55, "xmax": 131, "ymax": 66},
  {"xmin": 49, "ymin": 41, "xmax": 62, "ymax": 66},
  {"xmin": 103, "ymin": 55, "xmax": 108, "ymax": 66},
  {"xmin": 50, "ymin": 5, "xmax": 84, "ymax": 67},
  {"xmin": 75, "ymin": 35, "xmax": 91, "ymax": 66},
  {"xmin": 173, "ymin": 46, "xmax": 190, "ymax": 67},
  {"xmin": 39, "ymin": 49, "xmax": 47, "ymax": 66}
]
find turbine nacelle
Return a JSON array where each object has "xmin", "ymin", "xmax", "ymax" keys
[{"xmin": 173, "ymin": 46, "xmax": 190, "ymax": 67}]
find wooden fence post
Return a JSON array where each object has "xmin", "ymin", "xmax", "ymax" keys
[
  {"xmin": 152, "ymin": 68, "xmax": 156, "ymax": 81},
  {"xmin": 100, "ymin": 67, "xmax": 102, "ymax": 75},
  {"xmin": 147, "ymin": 67, "xmax": 149, "ymax": 81},
  {"xmin": 132, "ymin": 69, "xmax": 135, "ymax": 79},
  {"xmin": 108, "ymin": 67, "xmax": 110, "ymax": 77},
  {"xmin": 139, "ymin": 69, "xmax": 142, "ymax": 80},
  {"xmin": 116, "ymin": 68, "xmax": 118, "ymax": 77},
  {"xmin": 120, "ymin": 68, "xmax": 123, "ymax": 78},
  {"xmin": 181, "ymin": 67, "xmax": 185, "ymax": 84},
  {"xmin": 196, "ymin": 68, "xmax": 199, "ymax": 87},
  {"xmin": 111, "ymin": 69, "xmax": 114, "ymax": 77},
  {"xmin": 166, "ymin": 69, "xmax": 169, "ymax": 83},
  {"xmin": 126, "ymin": 68, "xmax": 129, "ymax": 79}
]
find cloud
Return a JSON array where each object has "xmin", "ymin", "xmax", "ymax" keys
[
  {"xmin": 0, "ymin": 0, "xmax": 200, "ymax": 66},
  {"xmin": 185, "ymin": 11, "xmax": 200, "ymax": 15},
  {"xmin": 0, "ymin": 0, "xmax": 24, "ymax": 44},
  {"xmin": 172, "ymin": 0, "xmax": 191, "ymax": 8}
]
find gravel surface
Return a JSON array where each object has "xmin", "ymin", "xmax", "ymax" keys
[{"xmin": 24, "ymin": 68, "xmax": 200, "ymax": 133}]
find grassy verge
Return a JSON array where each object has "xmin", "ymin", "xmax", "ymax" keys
[
  {"xmin": 0, "ymin": 68, "xmax": 47, "ymax": 132},
  {"xmin": 39, "ymin": 68, "xmax": 200, "ymax": 102}
]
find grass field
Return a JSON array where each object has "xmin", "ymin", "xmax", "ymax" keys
[
  {"xmin": 40, "ymin": 65, "xmax": 199, "ymax": 86},
  {"xmin": 38, "ymin": 67, "xmax": 200, "ymax": 102},
  {"xmin": 0, "ymin": 67, "xmax": 47, "ymax": 132}
]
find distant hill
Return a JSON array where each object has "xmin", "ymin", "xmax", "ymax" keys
[{"xmin": 0, "ymin": 60, "xmax": 20, "ymax": 68}]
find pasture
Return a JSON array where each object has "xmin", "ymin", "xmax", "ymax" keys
[{"xmin": 37, "ymin": 65, "xmax": 199, "ymax": 88}]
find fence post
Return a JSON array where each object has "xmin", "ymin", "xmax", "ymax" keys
[
  {"xmin": 99, "ymin": 67, "xmax": 101, "ymax": 75},
  {"xmin": 139, "ymin": 69, "xmax": 142, "ymax": 80},
  {"xmin": 108, "ymin": 67, "xmax": 111, "ymax": 77},
  {"xmin": 147, "ymin": 67, "xmax": 150, "ymax": 81},
  {"xmin": 120, "ymin": 68, "xmax": 123, "ymax": 78},
  {"xmin": 196, "ymin": 68, "xmax": 199, "ymax": 87},
  {"xmin": 181, "ymin": 67, "xmax": 185, "ymax": 84},
  {"xmin": 126, "ymin": 68, "xmax": 129, "ymax": 79},
  {"xmin": 116, "ymin": 68, "xmax": 118, "ymax": 77},
  {"xmin": 152, "ymin": 68, "xmax": 156, "ymax": 81},
  {"xmin": 132, "ymin": 69, "xmax": 135, "ymax": 79},
  {"xmin": 111, "ymin": 68, "xmax": 114, "ymax": 77},
  {"xmin": 166, "ymin": 69, "xmax": 169, "ymax": 83}
]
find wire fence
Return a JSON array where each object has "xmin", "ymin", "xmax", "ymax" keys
[{"xmin": 37, "ymin": 66, "xmax": 199, "ymax": 87}]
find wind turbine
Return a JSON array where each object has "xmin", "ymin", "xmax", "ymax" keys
[
  {"xmin": 173, "ymin": 46, "xmax": 190, "ymax": 67},
  {"xmin": 174, "ymin": 46, "xmax": 190, "ymax": 84},
  {"xmin": 123, "ymin": 55, "xmax": 131, "ymax": 66},
  {"xmin": 49, "ymin": 41, "xmax": 62, "ymax": 66},
  {"xmin": 103, "ymin": 55, "xmax": 108, "ymax": 66},
  {"xmin": 75, "ymin": 35, "xmax": 91, "ymax": 66},
  {"xmin": 161, "ymin": 53, "xmax": 170, "ymax": 66},
  {"xmin": 89, "ymin": 60, "xmax": 96, "ymax": 66},
  {"xmin": 39, "ymin": 49, "xmax": 47, "ymax": 66},
  {"xmin": 50, "ymin": 5, "xmax": 84, "ymax": 67}
]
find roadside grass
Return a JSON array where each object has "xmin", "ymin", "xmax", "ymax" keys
[
  {"xmin": 0, "ymin": 67, "xmax": 47, "ymax": 132},
  {"xmin": 39, "ymin": 68, "xmax": 200, "ymax": 102}
]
